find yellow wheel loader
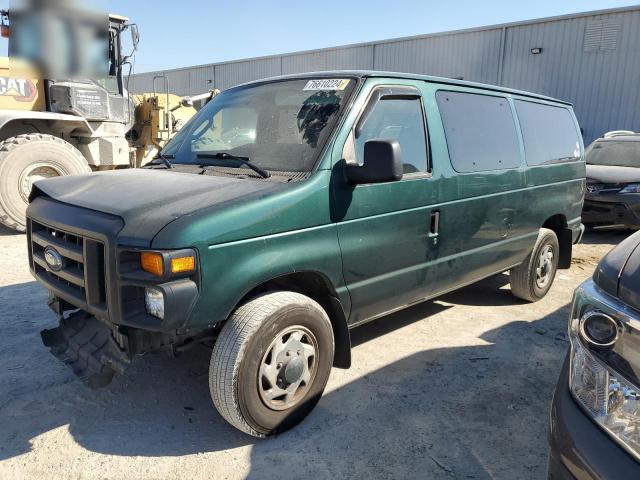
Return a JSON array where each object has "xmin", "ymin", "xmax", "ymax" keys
[{"xmin": 0, "ymin": 9, "xmax": 216, "ymax": 232}]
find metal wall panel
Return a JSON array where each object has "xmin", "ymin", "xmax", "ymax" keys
[
  {"xmin": 188, "ymin": 65, "xmax": 216, "ymax": 95},
  {"xmin": 128, "ymin": 70, "xmax": 191, "ymax": 96},
  {"xmin": 129, "ymin": 7, "xmax": 640, "ymax": 144},
  {"xmin": 213, "ymin": 57, "xmax": 282, "ymax": 91},
  {"xmin": 281, "ymin": 45, "xmax": 374, "ymax": 74},
  {"xmin": 127, "ymin": 72, "xmax": 155, "ymax": 93},
  {"xmin": 163, "ymin": 69, "xmax": 191, "ymax": 96},
  {"xmin": 501, "ymin": 9, "xmax": 640, "ymax": 142},
  {"xmin": 373, "ymin": 29, "xmax": 503, "ymax": 84}
]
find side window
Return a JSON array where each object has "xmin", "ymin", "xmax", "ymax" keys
[
  {"xmin": 436, "ymin": 91, "xmax": 521, "ymax": 173},
  {"xmin": 514, "ymin": 100, "xmax": 581, "ymax": 165},
  {"xmin": 354, "ymin": 97, "xmax": 429, "ymax": 174}
]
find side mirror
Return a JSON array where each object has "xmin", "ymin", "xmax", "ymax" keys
[
  {"xmin": 345, "ymin": 139, "xmax": 403, "ymax": 184},
  {"xmin": 130, "ymin": 24, "xmax": 140, "ymax": 51}
]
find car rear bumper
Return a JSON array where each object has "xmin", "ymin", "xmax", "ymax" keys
[
  {"xmin": 548, "ymin": 354, "xmax": 640, "ymax": 479},
  {"xmin": 582, "ymin": 195, "xmax": 640, "ymax": 228}
]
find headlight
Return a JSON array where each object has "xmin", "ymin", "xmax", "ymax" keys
[
  {"xmin": 579, "ymin": 311, "xmax": 619, "ymax": 348},
  {"xmin": 569, "ymin": 311, "xmax": 640, "ymax": 458},
  {"xmin": 620, "ymin": 183, "xmax": 640, "ymax": 194},
  {"xmin": 145, "ymin": 287, "xmax": 165, "ymax": 319}
]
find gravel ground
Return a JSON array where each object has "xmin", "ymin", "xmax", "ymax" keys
[{"xmin": 0, "ymin": 225, "xmax": 628, "ymax": 480}]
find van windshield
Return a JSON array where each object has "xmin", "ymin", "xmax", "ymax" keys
[
  {"xmin": 163, "ymin": 78, "xmax": 356, "ymax": 174},
  {"xmin": 585, "ymin": 139, "xmax": 640, "ymax": 167}
]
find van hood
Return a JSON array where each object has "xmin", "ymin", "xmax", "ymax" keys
[
  {"xmin": 586, "ymin": 164, "xmax": 640, "ymax": 184},
  {"xmin": 31, "ymin": 169, "xmax": 287, "ymax": 242}
]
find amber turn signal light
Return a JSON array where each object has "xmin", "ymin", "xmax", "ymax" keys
[
  {"xmin": 140, "ymin": 252, "xmax": 164, "ymax": 276},
  {"xmin": 171, "ymin": 256, "xmax": 196, "ymax": 274}
]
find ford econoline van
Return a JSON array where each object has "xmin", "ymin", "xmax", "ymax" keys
[{"xmin": 27, "ymin": 71, "xmax": 585, "ymax": 436}]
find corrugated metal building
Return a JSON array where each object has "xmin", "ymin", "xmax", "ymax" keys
[{"xmin": 129, "ymin": 6, "xmax": 640, "ymax": 143}]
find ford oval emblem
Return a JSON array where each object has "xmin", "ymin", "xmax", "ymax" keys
[{"xmin": 44, "ymin": 246, "xmax": 63, "ymax": 272}]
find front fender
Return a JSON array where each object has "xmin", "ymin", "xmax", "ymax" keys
[
  {"xmin": 0, "ymin": 110, "xmax": 93, "ymax": 138},
  {"xmin": 185, "ymin": 223, "xmax": 347, "ymax": 330}
]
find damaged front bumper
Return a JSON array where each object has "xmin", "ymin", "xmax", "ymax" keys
[
  {"xmin": 27, "ymin": 198, "xmax": 206, "ymax": 387},
  {"xmin": 41, "ymin": 311, "xmax": 130, "ymax": 388}
]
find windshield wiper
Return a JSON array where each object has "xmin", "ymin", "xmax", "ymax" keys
[
  {"xmin": 196, "ymin": 153, "xmax": 271, "ymax": 178},
  {"xmin": 147, "ymin": 153, "xmax": 175, "ymax": 169}
]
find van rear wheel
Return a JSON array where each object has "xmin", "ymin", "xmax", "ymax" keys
[
  {"xmin": 509, "ymin": 228, "xmax": 559, "ymax": 302},
  {"xmin": 209, "ymin": 291, "xmax": 334, "ymax": 437}
]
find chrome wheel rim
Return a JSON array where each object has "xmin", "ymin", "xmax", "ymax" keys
[
  {"xmin": 19, "ymin": 163, "xmax": 65, "ymax": 203},
  {"xmin": 258, "ymin": 325, "xmax": 318, "ymax": 411},
  {"xmin": 535, "ymin": 244, "xmax": 554, "ymax": 289}
]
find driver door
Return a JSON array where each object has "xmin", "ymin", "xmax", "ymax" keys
[{"xmin": 333, "ymin": 84, "xmax": 440, "ymax": 325}]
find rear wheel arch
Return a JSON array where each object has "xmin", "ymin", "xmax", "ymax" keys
[
  {"xmin": 233, "ymin": 271, "xmax": 351, "ymax": 369},
  {"xmin": 542, "ymin": 214, "xmax": 572, "ymax": 269}
]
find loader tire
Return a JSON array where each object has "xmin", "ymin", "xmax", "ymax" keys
[{"xmin": 0, "ymin": 134, "xmax": 91, "ymax": 232}]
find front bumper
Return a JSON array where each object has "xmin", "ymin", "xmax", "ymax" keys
[
  {"xmin": 548, "ymin": 354, "xmax": 640, "ymax": 479},
  {"xmin": 582, "ymin": 194, "xmax": 640, "ymax": 228}
]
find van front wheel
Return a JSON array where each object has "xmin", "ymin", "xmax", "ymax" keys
[
  {"xmin": 509, "ymin": 228, "xmax": 559, "ymax": 302},
  {"xmin": 209, "ymin": 291, "xmax": 334, "ymax": 437}
]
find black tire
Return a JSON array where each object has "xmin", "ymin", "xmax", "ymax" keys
[
  {"xmin": 0, "ymin": 134, "xmax": 91, "ymax": 232},
  {"xmin": 210, "ymin": 291, "xmax": 335, "ymax": 437},
  {"xmin": 509, "ymin": 228, "xmax": 559, "ymax": 302}
]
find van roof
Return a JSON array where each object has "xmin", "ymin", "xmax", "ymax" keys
[{"xmin": 238, "ymin": 70, "xmax": 571, "ymax": 106}]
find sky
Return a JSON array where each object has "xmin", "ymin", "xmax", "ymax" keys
[{"xmin": 1, "ymin": 0, "xmax": 638, "ymax": 73}]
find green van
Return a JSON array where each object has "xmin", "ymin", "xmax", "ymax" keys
[{"xmin": 27, "ymin": 71, "xmax": 585, "ymax": 436}]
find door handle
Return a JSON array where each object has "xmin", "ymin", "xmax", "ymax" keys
[{"xmin": 429, "ymin": 210, "xmax": 440, "ymax": 245}]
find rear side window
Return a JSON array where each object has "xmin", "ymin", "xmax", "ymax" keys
[
  {"xmin": 436, "ymin": 91, "xmax": 521, "ymax": 173},
  {"xmin": 514, "ymin": 100, "xmax": 581, "ymax": 166},
  {"xmin": 355, "ymin": 98, "xmax": 429, "ymax": 174}
]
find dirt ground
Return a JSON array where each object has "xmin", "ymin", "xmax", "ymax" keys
[{"xmin": 0, "ymin": 225, "xmax": 629, "ymax": 480}]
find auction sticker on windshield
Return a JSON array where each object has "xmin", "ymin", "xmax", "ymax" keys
[{"xmin": 303, "ymin": 79, "xmax": 350, "ymax": 91}]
